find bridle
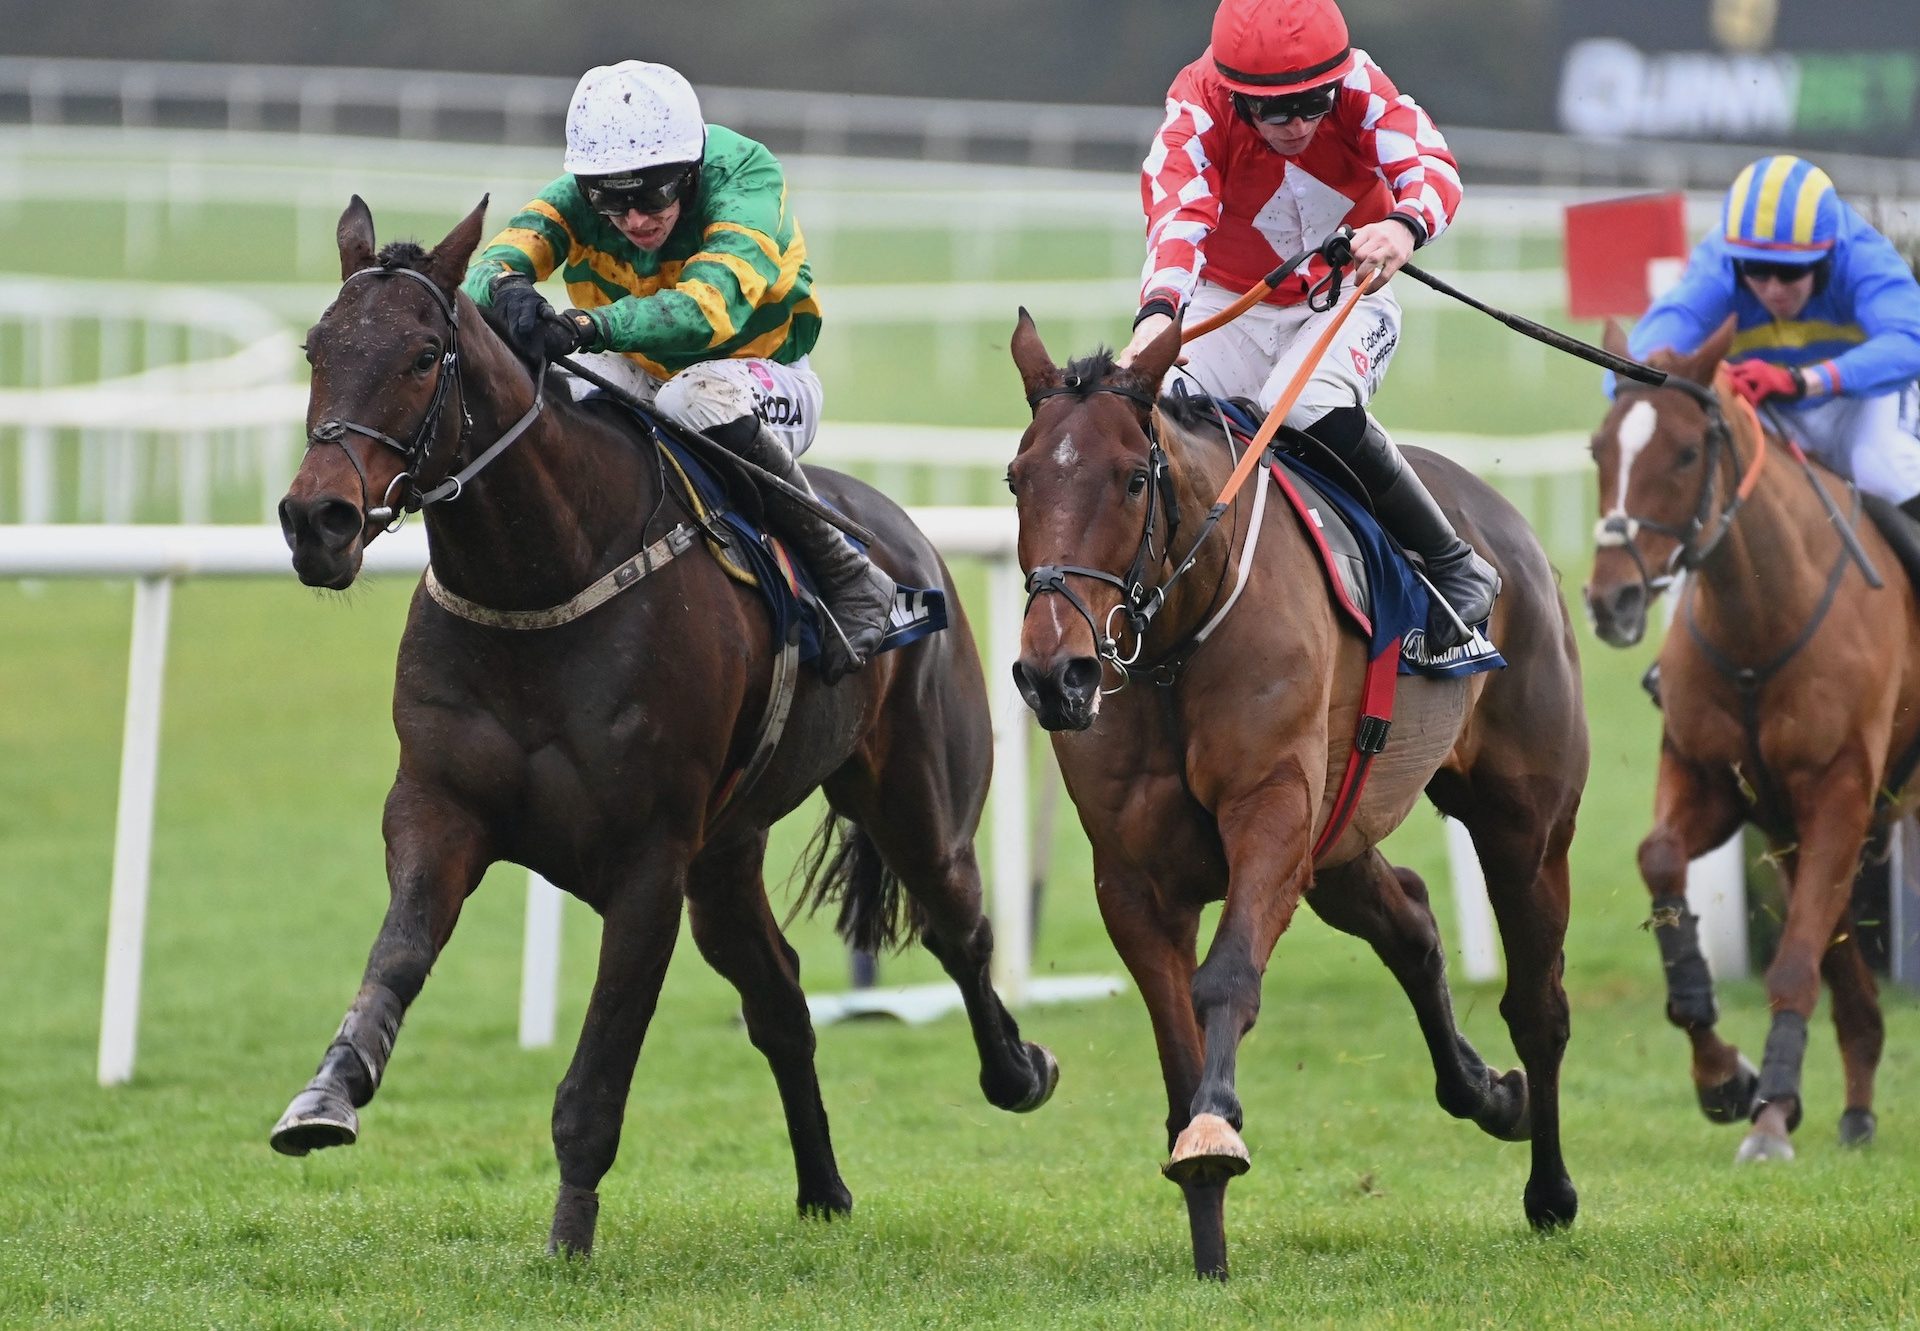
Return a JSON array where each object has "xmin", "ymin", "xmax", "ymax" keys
[
  {"xmin": 1593, "ymin": 374, "xmax": 1761, "ymax": 602},
  {"xmin": 304, "ymin": 264, "xmax": 544, "ymax": 530},
  {"xmin": 1021, "ymin": 377, "xmax": 1184, "ymax": 681}
]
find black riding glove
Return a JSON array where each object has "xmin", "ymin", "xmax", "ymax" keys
[{"xmin": 489, "ymin": 273, "xmax": 560, "ymax": 362}]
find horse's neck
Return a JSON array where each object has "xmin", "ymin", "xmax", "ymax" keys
[
  {"xmin": 423, "ymin": 336, "xmax": 657, "ymax": 609},
  {"xmin": 1691, "ymin": 433, "xmax": 1848, "ymax": 642},
  {"xmin": 1152, "ymin": 419, "xmax": 1255, "ymax": 640}
]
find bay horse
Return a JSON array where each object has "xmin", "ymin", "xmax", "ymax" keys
[
  {"xmin": 1584, "ymin": 318, "xmax": 1918, "ymax": 1162},
  {"xmin": 269, "ymin": 197, "xmax": 1058, "ymax": 1256},
  {"xmin": 1007, "ymin": 312, "xmax": 1588, "ymax": 1277}
]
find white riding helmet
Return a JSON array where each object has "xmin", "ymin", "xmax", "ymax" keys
[{"xmin": 562, "ymin": 60, "xmax": 705, "ymax": 176}]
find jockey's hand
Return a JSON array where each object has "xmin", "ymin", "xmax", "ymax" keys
[
  {"xmin": 1117, "ymin": 310, "xmax": 1177, "ymax": 369},
  {"xmin": 1348, "ymin": 218, "xmax": 1417, "ymax": 290},
  {"xmin": 490, "ymin": 274, "xmax": 561, "ymax": 361},
  {"xmin": 1726, "ymin": 359, "xmax": 1806, "ymax": 407},
  {"xmin": 550, "ymin": 309, "xmax": 604, "ymax": 358}
]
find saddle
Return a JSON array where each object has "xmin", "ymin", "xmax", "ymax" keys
[
  {"xmin": 1206, "ymin": 397, "xmax": 1503, "ymax": 680},
  {"xmin": 584, "ymin": 391, "xmax": 949, "ymax": 666}
]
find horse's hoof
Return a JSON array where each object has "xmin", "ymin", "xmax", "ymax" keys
[
  {"xmin": 1473, "ymin": 1068, "xmax": 1531, "ymax": 1143},
  {"xmin": 1838, "ymin": 1107, "xmax": 1877, "ymax": 1148},
  {"xmin": 797, "ymin": 1182, "xmax": 854, "ymax": 1219},
  {"xmin": 547, "ymin": 1184, "xmax": 599, "ymax": 1258},
  {"xmin": 1734, "ymin": 1128, "xmax": 1795, "ymax": 1164},
  {"xmin": 1696, "ymin": 1055, "xmax": 1759, "ymax": 1125},
  {"xmin": 1163, "ymin": 1113, "xmax": 1250, "ymax": 1186},
  {"xmin": 1011, "ymin": 1044, "xmax": 1060, "ymax": 1113},
  {"xmin": 269, "ymin": 1086, "xmax": 359, "ymax": 1156},
  {"xmin": 1523, "ymin": 1175, "xmax": 1578, "ymax": 1231}
]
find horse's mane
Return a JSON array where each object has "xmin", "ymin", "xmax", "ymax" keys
[{"xmin": 374, "ymin": 240, "xmax": 432, "ymax": 271}]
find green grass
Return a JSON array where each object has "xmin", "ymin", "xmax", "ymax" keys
[{"xmin": 3, "ymin": 575, "xmax": 1918, "ymax": 1329}]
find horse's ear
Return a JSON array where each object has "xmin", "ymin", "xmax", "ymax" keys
[
  {"xmin": 1011, "ymin": 307, "xmax": 1062, "ymax": 406},
  {"xmin": 426, "ymin": 195, "xmax": 490, "ymax": 295},
  {"xmin": 1678, "ymin": 314, "xmax": 1739, "ymax": 384},
  {"xmin": 1125, "ymin": 316, "xmax": 1183, "ymax": 393},
  {"xmin": 1602, "ymin": 318, "xmax": 1631, "ymax": 360},
  {"xmin": 338, "ymin": 195, "xmax": 376, "ymax": 279}
]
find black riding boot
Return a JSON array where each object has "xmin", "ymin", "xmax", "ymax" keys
[
  {"xmin": 1305, "ymin": 408, "xmax": 1500, "ymax": 650},
  {"xmin": 1900, "ymin": 494, "xmax": 1920, "ymax": 529},
  {"xmin": 708, "ymin": 414, "xmax": 897, "ymax": 684}
]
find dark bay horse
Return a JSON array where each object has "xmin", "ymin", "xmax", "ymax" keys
[
  {"xmin": 269, "ymin": 197, "xmax": 1057, "ymax": 1256},
  {"xmin": 1584, "ymin": 318, "xmax": 1919, "ymax": 1162},
  {"xmin": 1008, "ymin": 313, "xmax": 1588, "ymax": 1277}
]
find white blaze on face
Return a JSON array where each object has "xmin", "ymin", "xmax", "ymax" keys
[
  {"xmin": 1610, "ymin": 399, "xmax": 1659, "ymax": 516},
  {"xmin": 1050, "ymin": 433, "xmax": 1078, "ymax": 469}
]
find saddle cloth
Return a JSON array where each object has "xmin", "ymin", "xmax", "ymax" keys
[
  {"xmin": 1211, "ymin": 398, "xmax": 1503, "ymax": 681},
  {"xmin": 589, "ymin": 391, "xmax": 948, "ymax": 666}
]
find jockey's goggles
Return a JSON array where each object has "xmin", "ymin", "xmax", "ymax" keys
[
  {"xmin": 1735, "ymin": 257, "xmax": 1821, "ymax": 284},
  {"xmin": 579, "ymin": 164, "xmax": 697, "ymax": 218},
  {"xmin": 1234, "ymin": 85, "xmax": 1337, "ymax": 126}
]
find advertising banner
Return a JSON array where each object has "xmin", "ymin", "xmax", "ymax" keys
[{"xmin": 1556, "ymin": 0, "xmax": 1918, "ymax": 155}]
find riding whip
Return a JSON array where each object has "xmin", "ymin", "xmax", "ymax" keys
[{"xmin": 554, "ymin": 355, "xmax": 878, "ymax": 546}]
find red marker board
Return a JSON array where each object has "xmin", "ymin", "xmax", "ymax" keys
[{"xmin": 1563, "ymin": 193, "xmax": 1689, "ymax": 320}]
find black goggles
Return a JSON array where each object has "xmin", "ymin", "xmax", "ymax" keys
[
  {"xmin": 1234, "ymin": 86, "xmax": 1337, "ymax": 125},
  {"xmin": 579, "ymin": 165, "xmax": 696, "ymax": 219},
  {"xmin": 1735, "ymin": 257, "xmax": 1820, "ymax": 284}
]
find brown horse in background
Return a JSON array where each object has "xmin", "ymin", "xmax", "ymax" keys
[
  {"xmin": 1008, "ymin": 313, "xmax": 1588, "ymax": 1277},
  {"xmin": 269, "ymin": 198, "xmax": 1057, "ymax": 1256},
  {"xmin": 1584, "ymin": 319, "xmax": 1920, "ymax": 1162}
]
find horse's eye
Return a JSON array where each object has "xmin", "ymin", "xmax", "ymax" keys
[
  {"xmin": 1004, "ymin": 466, "xmax": 1017, "ymax": 495},
  {"xmin": 1127, "ymin": 469, "xmax": 1150, "ymax": 496},
  {"xmin": 414, "ymin": 347, "xmax": 439, "ymax": 373},
  {"xmin": 1676, "ymin": 446, "xmax": 1700, "ymax": 467}
]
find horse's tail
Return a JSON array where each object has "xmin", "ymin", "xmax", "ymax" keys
[{"xmin": 793, "ymin": 811, "xmax": 922, "ymax": 953}]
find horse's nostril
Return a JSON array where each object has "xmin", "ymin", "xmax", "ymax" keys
[
  {"xmin": 1060, "ymin": 657, "xmax": 1102, "ymax": 699},
  {"xmin": 311, "ymin": 499, "xmax": 365, "ymax": 550}
]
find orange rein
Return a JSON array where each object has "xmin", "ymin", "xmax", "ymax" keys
[
  {"xmin": 1715, "ymin": 368, "xmax": 1770, "ymax": 502},
  {"xmin": 1194, "ymin": 270, "xmax": 1382, "ymax": 516}
]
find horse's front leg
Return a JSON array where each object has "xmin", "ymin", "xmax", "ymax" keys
[
  {"xmin": 1166, "ymin": 776, "xmax": 1313, "ymax": 1200},
  {"xmin": 548, "ymin": 851, "xmax": 687, "ymax": 1257},
  {"xmin": 1637, "ymin": 741, "xmax": 1754, "ymax": 1123},
  {"xmin": 270, "ymin": 782, "xmax": 490, "ymax": 1155},
  {"xmin": 1092, "ymin": 872, "xmax": 1222, "ymax": 1277},
  {"xmin": 1738, "ymin": 769, "xmax": 1876, "ymax": 1163}
]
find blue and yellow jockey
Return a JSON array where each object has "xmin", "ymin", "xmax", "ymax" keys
[{"xmin": 1630, "ymin": 155, "xmax": 1920, "ymax": 514}]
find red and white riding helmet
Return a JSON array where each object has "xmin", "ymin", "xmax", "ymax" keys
[{"xmin": 1210, "ymin": 0, "xmax": 1357, "ymax": 96}]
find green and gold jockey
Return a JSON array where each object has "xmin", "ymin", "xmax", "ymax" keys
[{"xmin": 462, "ymin": 59, "xmax": 893, "ymax": 684}]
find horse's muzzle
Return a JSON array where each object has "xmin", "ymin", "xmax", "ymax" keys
[
  {"xmin": 1012, "ymin": 655, "xmax": 1103, "ymax": 731},
  {"xmin": 279, "ymin": 492, "xmax": 367, "ymax": 589},
  {"xmin": 1584, "ymin": 579, "xmax": 1648, "ymax": 648}
]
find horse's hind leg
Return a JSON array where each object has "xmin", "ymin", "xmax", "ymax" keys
[
  {"xmin": 1458, "ymin": 785, "xmax": 1580, "ymax": 1230},
  {"xmin": 686, "ymin": 834, "xmax": 852, "ymax": 1217},
  {"xmin": 1306, "ymin": 851, "xmax": 1528, "ymax": 1139},
  {"xmin": 825, "ymin": 685, "xmax": 1056, "ymax": 1115},
  {"xmin": 1820, "ymin": 930, "xmax": 1883, "ymax": 1147},
  {"xmin": 547, "ymin": 855, "xmax": 687, "ymax": 1257},
  {"xmin": 1638, "ymin": 743, "xmax": 1756, "ymax": 1122},
  {"xmin": 270, "ymin": 785, "xmax": 488, "ymax": 1156}
]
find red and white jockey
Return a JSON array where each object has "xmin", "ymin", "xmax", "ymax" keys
[{"xmin": 1119, "ymin": 0, "xmax": 1496, "ymax": 651}]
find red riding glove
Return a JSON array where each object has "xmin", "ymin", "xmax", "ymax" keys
[{"xmin": 1725, "ymin": 359, "xmax": 1805, "ymax": 407}]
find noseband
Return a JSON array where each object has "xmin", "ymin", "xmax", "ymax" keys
[
  {"xmin": 1022, "ymin": 378, "xmax": 1182, "ymax": 678},
  {"xmin": 305, "ymin": 264, "xmax": 544, "ymax": 528}
]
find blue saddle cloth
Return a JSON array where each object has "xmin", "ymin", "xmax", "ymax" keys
[
  {"xmin": 593, "ymin": 393, "xmax": 947, "ymax": 666},
  {"xmin": 1212, "ymin": 398, "xmax": 1503, "ymax": 681}
]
